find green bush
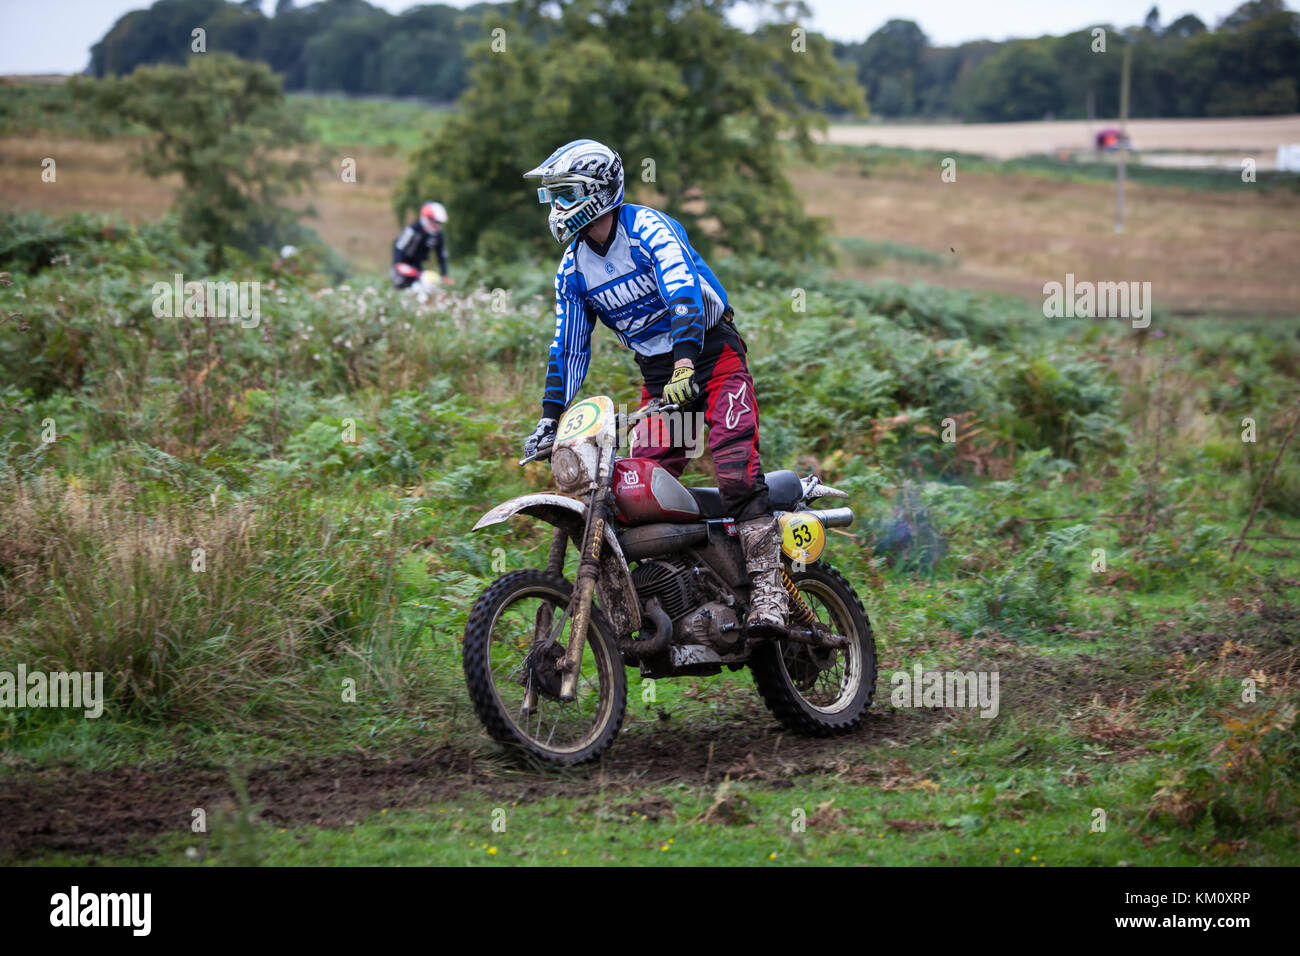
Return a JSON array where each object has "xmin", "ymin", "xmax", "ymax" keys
[{"xmin": 946, "ymin": 523, "xmax": 1091, "ymax": 638}]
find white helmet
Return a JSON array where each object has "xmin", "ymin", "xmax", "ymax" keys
[
  {"xmin": 420, "ymin": 201, "xmax": 448, "ymax": 232},
  {"xmin": 524, "ymin": 139, "xmax": 624, "ymax": 244}
]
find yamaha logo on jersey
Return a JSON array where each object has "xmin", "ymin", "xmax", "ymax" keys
[
  {"xmin": 605, "ymin": 262, "xmax": 616, "ymax": 274},
  {"xmin": 674, "ymin": 304, "xmax": 688, "ymax": 315}
]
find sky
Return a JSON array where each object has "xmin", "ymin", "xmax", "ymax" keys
[{"xmin": 0, "ymin": 0, "xmax": 1266, "ymax": 74}]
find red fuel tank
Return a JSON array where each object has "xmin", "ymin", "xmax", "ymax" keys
[{"xmin": 612, "ymin": 458, "xmax": 702, "ymax": 524}]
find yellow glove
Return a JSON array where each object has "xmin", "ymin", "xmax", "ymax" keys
[{"xmin": 662, "ymin": 365, "xmax": 699, "ymax": 406}]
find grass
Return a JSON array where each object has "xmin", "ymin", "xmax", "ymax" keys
[
  {"xmin": 289, "ymin": 94, "xmax": 448, "ymax": 153},
  {"xmin": 43, "ymin": 771, "xmax": 1264, "ymax": 867},
  {"xmin": 30, "ymin": 610, "xmax": 1300, "ymax": 867},
  {"xmin": 836, "ymin": 236, "xmax": 955, "ymax": 271},
  {"xmin": 6, "ymin": 78, "xmax": 1300, "ymax": 306}
]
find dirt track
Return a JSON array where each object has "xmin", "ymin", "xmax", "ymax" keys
[
  {"xmin": 0, "ymin": 703, "xmax": 936, "ymax": 861},
  {"xmin": 0, "ymin": 635, "xmax": 1168, "ymax": 862},
  {"xmin": 3, "ymin": 596, "xmax": 1291, "ymax": 862}
]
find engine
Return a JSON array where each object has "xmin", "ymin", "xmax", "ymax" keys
[{"xmin": 630, "ymin": 558, "xmax": 742, "ymax": 652}]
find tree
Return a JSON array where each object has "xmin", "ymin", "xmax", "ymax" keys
[
  {"xmin": 915, "ymin": 41, "xmax": 998, "ymax": 117},
  {"xmin": 71, "ymin": 55, "xmax": 315, "ymax": 267},
  {"xmin": 959, "ymin": 40, "xmax": 1064, "ymax": 121},
  {"xmin": 1220, "ymin": 0, "xmax": 1288, "ymax": 30},
  {"xmin": 396, "ymin": 0, "xmax": 864, "ymax": 263},
  {"xmin": 302, "ymin": 13, "xmax": 390, "ymax": 93},
  {"xmin": 376, "ymin": 31, "xmax": 467, "ymax": 99},
  {"xmin": 1051, "ymin": 29, "xmax": 1123, "ymax": 118},
  {"xmin": 1164, "ymin": 14, "xmax": 1208, "ymax": 37},
  {"xmin": 90, "ymin": 0, "xmax": 228, "ymax": 76},
  {"xmin": 1203, "ymin": 5, "xmax": 1300, "ymax": 115},
  {"xmin": 855, "ymin": 20, "xmax": 928, "ymax": 116}
]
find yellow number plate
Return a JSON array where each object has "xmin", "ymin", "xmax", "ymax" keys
[
  {"xmin": 779, "ymin": 512, "xmax": 825, "ymax": 563},
  {"xmin": 557, "ymin": 397, "xmax": 612, "ymax": 444}
]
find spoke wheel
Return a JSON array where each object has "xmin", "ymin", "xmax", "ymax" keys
[
  {"xmin": 750, "ymin": 562, "xmax": 876, "ymax": 736},
  {"xmin": 463, "ymin": 570, "xmax": 627, "ymax": 765}
]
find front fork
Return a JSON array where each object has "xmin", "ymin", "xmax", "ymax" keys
[
  {"xmin": 558, "ymin": 450, "xmax": 613, "ymax": 700},
  {"xmin": 522, "ymin": 527, "xmax": 569, "ymax": 716}
]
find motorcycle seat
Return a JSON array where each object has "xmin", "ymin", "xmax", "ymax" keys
[{"xmin": 686, "ymin": 470, "xmax": 803, "ymax": 518}]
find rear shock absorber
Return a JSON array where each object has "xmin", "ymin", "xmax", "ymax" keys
[{"xmin": 781, "ymin": 569, "xmax": 819, "ymax": 626}]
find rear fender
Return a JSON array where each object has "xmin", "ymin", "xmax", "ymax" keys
[{"xmin": 472, "ymin": 494, "xmax": 641, "ymax": 637}]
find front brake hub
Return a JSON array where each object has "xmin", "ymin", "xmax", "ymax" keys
[
  {"xmin": 783, "ymin": 644, "xmax": 822, "ymax": 690},
  {"xmin": 806, "ymin": 643, "xmax": 838, "ymax": 671},
  {"xmin": 523, "ymin": 640, "xmax": 567, "ymax": 701}
]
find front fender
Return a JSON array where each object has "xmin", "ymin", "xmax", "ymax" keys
[
  {"xmin": 473, "ymin": 493, "xmax": 587, "ymax": 532},
  {"xmin": 472, "ymin": 493, "xmax": 642, "ymax": 638}
]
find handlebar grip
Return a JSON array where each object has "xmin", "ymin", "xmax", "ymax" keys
[{"xmin": 519, "ymin": 438, "xmax": 555, "ymax": 466}]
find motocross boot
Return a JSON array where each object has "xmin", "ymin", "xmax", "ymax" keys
[{"xmin": 738, "ymin": 515, "xmax": 788, "ymax": 638}]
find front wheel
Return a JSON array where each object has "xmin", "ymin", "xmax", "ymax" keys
[
  {"xmin": 462, "ymin": 569, "xmax": 627, "ymax": 765},
  {"xmin": 750, "ymin": 562, "xmax": 876, "ymax": 736}
]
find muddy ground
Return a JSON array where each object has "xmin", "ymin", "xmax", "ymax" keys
[
  {"xmin": 4, "ymin": 596, "xmax": 1293, "ymax": 862},
  {"xmin": 0, "ymin": 704, "xmax": 940, "ymax": 861},
  {"xmin": 0, "ymin": 638, "xmax": 1232, "ymax": 861}
]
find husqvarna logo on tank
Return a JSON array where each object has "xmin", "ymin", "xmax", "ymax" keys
[{"xmin": 622, "ymin": 469, "xmax": 640, "ymax": 485}]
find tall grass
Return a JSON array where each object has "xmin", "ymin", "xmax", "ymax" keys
[{"xmin": 0, "ymin": 474, "xmax": 458, "ymax": 733}]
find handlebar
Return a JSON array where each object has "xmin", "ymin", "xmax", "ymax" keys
[
  {"xmin": 619, "ymin": 399, "xmax": 680, "ymax": 430},
  {"xmin": 518, "ymin": 399, "xmax": 680, "ymax": 466},
  {"xmin": 518, "ymin": 445, "xmax": 552, "ymax": 466}
]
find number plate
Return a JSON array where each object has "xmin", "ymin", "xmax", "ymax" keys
[
  {"xmin": 556, "ymin": 396, "xmax": 613, "ymax": 445},
  {"xmin": 779, "ymin": 512, "xmax": 825, "ymax": 563}
]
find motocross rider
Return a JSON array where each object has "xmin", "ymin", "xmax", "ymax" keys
[
  {"xmin": 520, "ymin": 139, "xmax": 787, "ymax": 634},
  {"xmin": 391, "ymin": 201, "xmax": 454, "ymax": 289}
]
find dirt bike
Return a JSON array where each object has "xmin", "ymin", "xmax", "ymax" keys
[
  {"xmin": 404, "ymin": 269, "xmax": 453, "ymax": 305},
  {"xmin": 462, "ymin": 394, "xmax": 877, "ymax": 765}
]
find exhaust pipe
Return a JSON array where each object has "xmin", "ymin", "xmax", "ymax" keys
[
  {"xmin": 811, "ymin": 507, "xmax": 854, "ymax": 529},
  {"xmin": 620, "ymin": 597, "xmax": 672, "ymax": 661}
]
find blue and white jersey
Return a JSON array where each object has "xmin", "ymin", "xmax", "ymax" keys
[{"xmin": 541, "ymin": 204, "xmax": 729, "ymax": 416}]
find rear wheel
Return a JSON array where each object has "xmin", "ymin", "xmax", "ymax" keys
[
  {"xmin": 750, "ymin": 562, "xmax": 876, "ymax": 736},
  {"xmin": 463, "ymin": 569, "xmax": 627, "ymax": 765}
]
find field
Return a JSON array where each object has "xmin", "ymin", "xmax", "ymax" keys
[
  {"xmin": 0, "ymin": 91, "xmax": 440, "ymax": 273},
  {"xmin": 803, "ymin": 146, "xmax": 1300, "ymax": 315},
  {"xmin": 824, "ymin": 115, "xmax": 1300, "ymax": 162},
  {"xmin": 4, "ymin": 94, "xmax": 1297, "ymax": 309},
  {"xmin": 1, "ymin": 88, "xmax": 1299, "ymax": 867}
]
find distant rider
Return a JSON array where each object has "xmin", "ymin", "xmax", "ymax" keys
[{"xmin": 391, "ymin": 201, "xmax": 454, "ymax": 288}]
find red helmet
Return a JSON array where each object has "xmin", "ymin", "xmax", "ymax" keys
[{"xmin": 420, "ymin": 201, "xmax": 448, "ymax": 232}]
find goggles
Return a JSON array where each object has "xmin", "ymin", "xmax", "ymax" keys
[{"xmin": 537, "ymin": 182, "xmax": 586, "ymax": 209}]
